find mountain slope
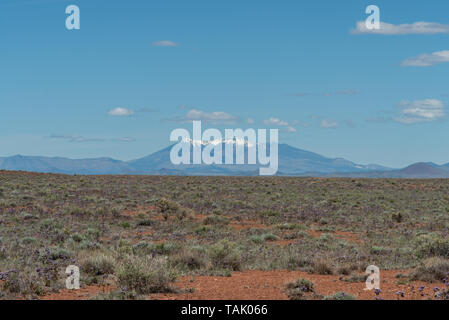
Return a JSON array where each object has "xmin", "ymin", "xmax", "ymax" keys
[
  {"xmin": 127, "ymin": 142, "xmax": 392, "ymax": 175},
  {"xmin": 0, "ymin": 155, "xmax": 134, "ymax": 175},
  {"xmin": 7, "ymin": 143, "xmax": 449, "ymax": 177},
  {"xmin": 396, "ymin": 162, "xmax": 449, "ymax": 178}
]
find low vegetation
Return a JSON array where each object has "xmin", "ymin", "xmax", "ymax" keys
[{"xmin": 1, "ymin": 171, "xmax": 449, "ymax": 299}]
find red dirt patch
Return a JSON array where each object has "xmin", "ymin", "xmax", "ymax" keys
[
  {"xmin": 231, "ymin": 220, "xmax": 271, "ymax": 231},
  {"xmin": 269, "ymin": 239, "xmax": 297, "ymax": 246},
  {"xmin": 334, "ymin": 231, "xmax": 360, "ymax": 243},
  {"xmin": 150, "ymin": 270, "xmax": 440, "ymax": 301}
]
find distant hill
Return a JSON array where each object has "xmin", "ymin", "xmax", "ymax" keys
[
  {"xmin": 396, "ymin": 162, "xmax": 449, "ymax": 178},
  {"xmin": 1, "ymin": 142, "xmax": 448, "ymax": 178},
  {"xmin": 0, "ymin": 155, "xmax": 134, "ymax": 175}
]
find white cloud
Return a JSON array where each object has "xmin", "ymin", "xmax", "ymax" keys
[
  {"xmin": 320, "ymin": 119, "xmax": 339, "ymax": 128},
  {"xmin": 401, "ymin": 50, "xmax": 449, "ymax": 67},
  {"xmin": 264, "ymin": 117, "xmax": 289, "ymax": 126},
  {"xmin": 112, "ymin": 137, "xmax": 136, "ymax": 142},
  {"xmin": 168, "ymin": 108, "xmax": 239, "ymax": 124},
  {"xmin": 395, "ymin": 99, "xmax": 445, "ymax": 124},
  {"xmin": 152, "ymin": 40, "xmax": 178, "ymax": 47},
  {"xmin": 49, "ymin": 134, "xmax": 136, "ymax": 143},
  {"xmin": 48, "ymin": 134, "xmax": 105, "ymax": 143},
  {"xmin": 263, "ymin": 117, "xmax": 298, "ymax": 132},
  {"xmin": 351, "ymin": 21, "xmax": 449, "ymax": 35},
  {"xmin": 108, "ymin": 107, "xmax": 135, "ymax": 116},
  {"xmin": 247, "ymin": 118, "xmax": 255, "ymax": 124}
]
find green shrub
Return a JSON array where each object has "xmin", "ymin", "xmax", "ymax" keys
[
  {"xmin": 391, "ymin": 212, "xmax": 403, "ymax": 223},
  {"xmin": 286, "ymin": 256, "xmax": 312, "ymax": 271},
  {"xmin": 203, "ymin": 215, "xmax": 229, "ymax": 225},
  {"xmin": 410, "ymin": 257, "xmax": 449, "ymax": 282},
  {"xmin": 261, "ymin": 233, "xmax": 279, "ymax": 241},
  {"xmin": 41, "ymin": 247, "xmax": 71, "ymax": 261},
  {"xmin": 156, "ymin": 198, "xmax": 179, "ymax": 220},
  {"xmin": 136, "ymin": 219, "xmax": 153, "ymax": 227},
  {"xmin": 116, "ymin": 255, "xmax": 177, "ymax": 294},
  {"xmin": 208, "ymin": 240, "xmax": 241, "ymax": 271},
  {"xmin": 21, "ymin": 237, "xmax": 37, "ymax": 245},
  {"xmin": 71, "ymin": 233, "xmax": 84, "ymax": 243},
  {"xmin": 79, "ymin": 240, "xmax": 101, "ymax": 250},
  {"xmin": 413, "ymin": 233, "xmax": 449, "ymax": 258},
  {"xmin": 132, "ymin": 242, "xmax": 177, "ymax": 256},
  {"xmin": 285, "ymin": 278, "xmax": 314, "ymax": 300},
  {"xmin": 81, "ymin": 253, "xmax": 116, "ymax": 276},
  {"xmin": 171, "ymin": 248, "xmax": 207, "ymax": 271},
  {"xmin": 312, "ymin": 259, "xmax": 334, "ymax": 275}
]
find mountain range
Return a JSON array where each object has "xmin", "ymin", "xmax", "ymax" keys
[{"xmin": 1, "ymin": 142, "xmax": 449, "ymax": 178}]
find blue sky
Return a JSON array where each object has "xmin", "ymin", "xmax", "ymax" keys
[{"xmin": 0, "ymin": 0, "xmax": 448, "ymax": 168}]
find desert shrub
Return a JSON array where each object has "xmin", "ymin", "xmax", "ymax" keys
[
  {"xmin": 116, "ymin": 255, "xmax": 177, "ymax": 294},
  {"xmin": 39, "ymin": 218, "xmax": 60, "ymax": 232},
  {"xmin": 80, "ymin": 252, "xmax": 116, "ymax": 276},
  {"xmin": 312, "ymin": 259, "xmax": 334, "ymax": 275},
  {"xmin": 170, "ymin": 248, "xmax": 207, "ymax": 271},
  {"xmin": 156, "ymin": 198, "xmax": 179, "ymax": 220},
  {"xmin": 436, "ymin": 289, "xmax": 449, "ymax": 300},
  {"xmin": 250, "ymin": 235, "xmax": 264, "ymax": 244},
  {"xmin": 40, "ymin": 247, "xmax": 71, "ymax": 261},
  {"xmin": 71, "ymin": 233, "xmax": 84, "ymax": 243},
  {"xmin": 120, "ymin": 222, "xmax": 131, "ymax": 229},
  {"xmin": 370, "ymin": 246, "xmax": 390, "ymax": 255},
  {"xmin": 20, "ymin": 212, "xmax": 37, "ymax": 220},
  {"xmin": 195, "ymin": 225, "xmax": 212, "ymax": 235},
  {"xmin": 1, "ymin": 271, "xmax": 21, "ymax": 293},
  {"xmin": 132, "ymin": 242, "xmax": 177, "ymax": 256},
  {"xmin": 286, "ymin": 256, "xmax": 312, "ymax": 271},
  {"xmin": 410, "ymin": 257, "xmax": 449, "ymax": 282},
  {"xmin": 136, "ymin": 219, "xmax": 153, "ymax": 227},
  {"xmin": 277, "ymin": 223, "xmax": 304, "ymax": 230},
  {"xmin": 0, "ymin": 247, "xmax": 7, "ymax": 260},
  {"xmin": 203, "ymin": 215, "xmax": 229, "ymax": 225},
  {"xmin": 79, "ymin": 240, "xmax": 101, "ymax": 250},
  {"xmin": 66, "ymin": 206, "xmax": 89, "ymax": 217},
  {"xmin": 285, "ymin": 278, "xmax": 314, "ymax": 300},
  {"xmin": 324, "ymin": 292, "xmax": 356, "ymax": 300},
  {"xmin": 337, "ymin": 265, "xmax": 351, "ymax": 275},
  {"xmin": 413, "ymin": 233, "xmax": 449, "ymax": 258},
  {"xmin": 391, "ymin": 212, "xmax": 403, "ymax": 223},
  {"xmin": 87, "ymin": 228, "xmax": 102, "ymax": 241},
  {"xmin": 208, "ymin": 240, "xmax": 241, "ymax": 271},
  {"xmin": 250, "ymin": 233, "xmax": 279, "ymax": 243},
  {"xmin": 261, "ymin": 233, "xmax": 279, "ymax": 241},
  {"xmin": 21, "ymin": 237, "xmax": 37, "ymax": 245}
]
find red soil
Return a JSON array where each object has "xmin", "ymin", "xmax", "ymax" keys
[
  {"xmin": 35, "ymin": 269, "xmax": 442, "ymax": 300},
  {"xmin": 231, "ymin": 220, "xmax": 271, "ymax": 231},
  {"xmin": 150, "ymin": 270, "xmax": 441, "ymax": 301}
]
